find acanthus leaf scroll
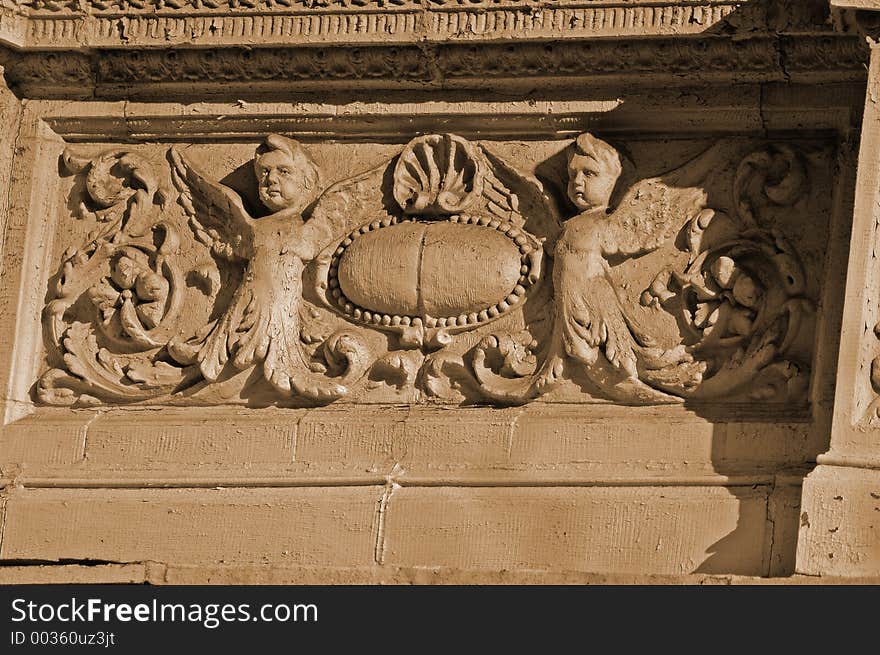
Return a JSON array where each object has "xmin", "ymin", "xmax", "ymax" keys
[
  {"xmin": 39, "ymin": 149, "xmax": 198, "ymax": 405},
  {"xmin": 37, "ymin": 133, "xmax": 818, "ymax": 408}
]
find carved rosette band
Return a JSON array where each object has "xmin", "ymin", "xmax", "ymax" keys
[
  {"xmin": 0, "ymin": 36, "xmax": 867, "ymax": 97},
  {"xmin": 37, "ymin": 131, "xmax": 817, "ymax": 408}
]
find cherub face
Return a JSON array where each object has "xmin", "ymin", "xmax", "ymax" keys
[
  {"xmin": 567, "ymin": 154, "xmax": 618, "ymax": 213},
  {"xmin": 254, "ymin": 149, "xmax": 309, "ymax": 213}
]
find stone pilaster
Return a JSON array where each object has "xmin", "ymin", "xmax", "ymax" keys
[
  {"xmin": 0, "ymin": 68, "xmax": 22, "ymax": 422},
  {"xmin": 797, "ymin": 2, "xmax": 880, "ymax": 575}
]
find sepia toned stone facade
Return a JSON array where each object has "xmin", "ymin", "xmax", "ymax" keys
[{"xmin": 0, "ymin": 0, "xmax": 878, "ymax": 583}]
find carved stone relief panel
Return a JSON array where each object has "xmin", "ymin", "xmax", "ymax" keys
[{"xmin": 35, "ymin": 133, "xmax": 833, "ymax": 409}]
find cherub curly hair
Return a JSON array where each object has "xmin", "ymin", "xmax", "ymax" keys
[
  {"xmin": 254, "ymin": 134, "xmax": 321, "ymax": 195},
  {"xmin": 568, "ymin": 133, "xmax": 623, "ymax": 179}
]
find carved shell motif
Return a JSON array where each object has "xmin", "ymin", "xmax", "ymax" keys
[{"xmin": 393, "ymin": 134, "xmax": 484, "ymax": 214}]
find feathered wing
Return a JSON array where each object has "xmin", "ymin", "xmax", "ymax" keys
[
  {"xmin": 602, "ymin": 143, "xmax": 722, "ymax": 256},
  {"xmin": 604, "ymin": 173, "xmax": 709, "ymax": 257},
  {"xmin": 167, "ymin": 147, "xmax": 258, "ymax": 382},
  {"xmin": 168, "ymin": 148, "xmax": 255, "ymax": 260},
  {"xmin": 172, "ymin": 157, "xmax": 393, "ymax": 398},
  {"xmin": 306, "ymin": 162, "xmax": 401, "ymax": 306},
  {"xmin": 479, "ymin": 144, "xmax": 563, "ymax": 245},
  {"xmin": 307, "ymin": 163, "xmax": 397, "ymax": 246}
]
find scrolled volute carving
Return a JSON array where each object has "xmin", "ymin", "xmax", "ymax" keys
[
  {"xmin": 734, "ymin": 144, "xmax": 807, "ymax": 227},
  {"xmin": 38, "ymin": 149, "xmax": 194, "ymax": 406}
]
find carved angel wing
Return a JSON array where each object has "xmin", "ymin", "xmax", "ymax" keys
[
  {"xmin": 307, "ymin": 162, "xmax": 398, "ymax": 299},
  {"xmin": 178, "ymin": 159, "xmax": 375, "ymax": 400},
  {"xmin": 168, "ymin": 148, "xmax": 255, "ymax": 260},
  {"xmin": 603, "ymin": 146, "xmax": 719, "ymax": 257},
  {"xmin": 308, "ymin": 161, "xmax": 400, "ymax": 239},
  {"xmin": 550, "ymin": 145, "xmax": 722, "ymax": 392},
  {"xmin": 479, "ymin": 144, "xmax": 563, "ymax": 246}
]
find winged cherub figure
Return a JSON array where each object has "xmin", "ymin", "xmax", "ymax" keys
[
  {"xmin": 554, "ymin": 133, "xmax": 709, "ymax": 395},
  {"xmin": 170, "ymin": 135, "xmax": 358, "ymax": 399},
  {"xmin": 470, "ymin": 133, "xmax": 716, "ymax": 404}
]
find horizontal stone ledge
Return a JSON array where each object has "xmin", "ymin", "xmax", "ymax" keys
[
  {"xmin": 816, "ymin": 452, "xmax": 880, "ymax": 470},
  {"xmin": 6, "ymin": 562, "xmax": 873, "ymax": 585},
  {"xmin": 0, "ymin": 471, "xmax": 805, "ymax": 490},
  {"xmin": 0, "ymin": 35, "xmax": 867, "ymax": 99},
  {"xmin": 0, "ymin": 406, "xmax": 820, "ymax": 473},
  {"xmin": 378, "ymin": 485, "xmax": 772, "ymax": 575},
  {"xmin": 4, "ymin": 401, "xmax": 815, "ymax": 426},
  {"xmin": 0, "ymin": 484, "xmax": 779, "ymax": 574},
  {"xmin": 0, "ymin": 563, "xmax": 149, "ymax": 585},
  {"xmin": 0, "ymin": 486, "xmax": 384, "ymax": 567},
  {"xmin": 158, "ymin": 565, "xmax": 880, "ymax": 585},
  {"xmin": 39, "ymin": 91, "xmax": 864, "ymax": 144}
]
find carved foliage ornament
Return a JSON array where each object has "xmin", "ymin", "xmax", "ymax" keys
[{"xmin": 38, "ymin": 133, "xmax": 815, "ymax": 407}]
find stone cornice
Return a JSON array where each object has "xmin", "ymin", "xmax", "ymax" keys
[
  {"xmin": 0, "ymin": 2, "xmax": 865, "ymax": 98},
  {"xmin": 0, "ymin": 33, "xmax": 866, "ymax": 98},
  {"xmin": 0, "ymin": 0, "xmax": 826, "ymax": 50}
]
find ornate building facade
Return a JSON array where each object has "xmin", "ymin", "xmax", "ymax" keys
[{"xmin": 0, "ymin": 0, "xmax": 877, "ymax": 582}]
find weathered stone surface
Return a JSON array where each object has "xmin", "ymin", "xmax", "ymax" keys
[
  {"xmin": 381, "ymin": 486, "xmax": 771, "ymax": 576},
  {"xmin": 1, "ymin": 487, "xmax": 383, "ymax": 566},
  {"xmin": 0, "ymin": 0, "xmax": 877, "ymax": 584},
  {"xmin": 797, "ymin": 465, "xmax": 880, "ymax": 576},
  {"xmin": 796, "ymin": 33, "xmax": 880, "ymax": 578},
  {"xmin": 339, "ymin": 222, "xmax": 522, "ymax": 319}
]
